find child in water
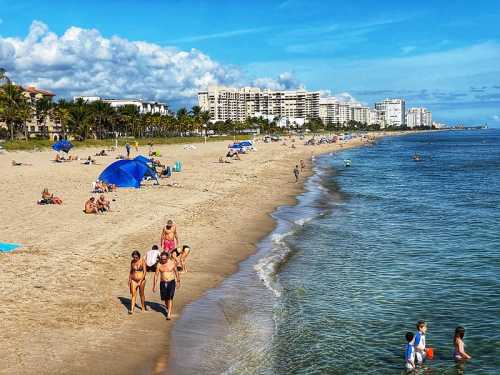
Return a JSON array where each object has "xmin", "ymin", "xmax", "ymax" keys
[
  {"xmin": 453, "ymin": 326, "xmax": 471, "ymax": 362},
  {"xmin": 404, "ymin": 332, "xmax": 416, "ymax": 372},
  {"xmin": 414, "ymin": 320, "xmax": 427, "ymax": 366}
]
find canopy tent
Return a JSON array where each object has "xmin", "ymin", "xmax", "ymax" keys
[
  {"xmin": 98, "ymin": 159, "xmax": 156, "ymax": 188},
  {"xmin": 52, "ymin": 140, "xmax": 74, "ymax": 153},
  {"xmin": 134, "ymin": 155, "xmax": 152, "ymax": 165}
]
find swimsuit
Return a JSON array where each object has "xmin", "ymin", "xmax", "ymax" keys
[
  {"xmin": 160, "ymin": 279, "xmax": 176, "ymax": 300},
  {"xmin": 414, "ymin": 332, "xmax": 426, "ymax": 365},
  {"xmin": 162, "ymin": 239, "xmax": 175, "ymax": 252}
]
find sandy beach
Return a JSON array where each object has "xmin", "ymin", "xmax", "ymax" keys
[{"xmin": 0, "ymin": 134, "xmax": 386, "ymax": 374}]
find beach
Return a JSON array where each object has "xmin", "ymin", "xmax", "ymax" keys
[{"xmin": 1, "ymin": 134, "xmax": 384, "ymax": 374}]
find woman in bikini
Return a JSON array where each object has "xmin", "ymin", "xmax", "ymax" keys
[{"xmin": 128, "ymin": 250, "xmax": 147, "ymax": 314}]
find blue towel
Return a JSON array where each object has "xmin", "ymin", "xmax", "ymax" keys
[{"xmin": 0, "ymin": 242, "xmax": 21, "ymax": 252}]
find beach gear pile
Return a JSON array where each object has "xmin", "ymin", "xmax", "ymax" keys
[{"xmin": 228, "ymin": 140, "xmax": 254, "ymax": 153}]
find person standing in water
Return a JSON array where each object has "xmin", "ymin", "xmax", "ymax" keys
[
  {"xmin": 161, "ymin": 219, "xmax": 179, "ymax": 252},
  {"xmin": 414, "ymin": 320, "xmax": 428, "ymax": 366},
  {"xmin": 293, "ymin": 165, "xmax": 300, "ymax": 182},
  {"xmin": 453, "ymin": 326, "xmax": 471, "ymax": 362},
  {"xmin": 404, "ymin": 332, "xmax": 416, "ymax": 372},
  {"xmin": 128, "ymin": 250, "xmax": 147, "ymax": 314},
  {"xmin": 153, "ymin": 252, "xmax": 181, "ymax": 320}
]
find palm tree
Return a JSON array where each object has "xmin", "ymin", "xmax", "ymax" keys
[
  {"xmin": 90, "ymin": 100, "xmax": 115, "ymax": 139},
  {"xmin": 0, "ymin": 83, "xmax": 27, "ymax": 140},
  {"xmin": 69, "ymin": 98, "xmax": 91, "ymax": 140},
  {"xmin": 35, "ymin": 96, "xmax": 53, "ymax": 139},
  {"xmin": 50, "ymin": 99, "xmax": 71, "ymax": 139}
]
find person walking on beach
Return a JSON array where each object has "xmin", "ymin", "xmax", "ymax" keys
[
  {"xmin": 153, "ymin": 252, "xmax": 181, "ymax": 320},
  {"xmin": 404, "ymin": 332, "xmax": 416, "ymax": 372},
  {"xmin": 125, "ymin": 142, "xmax": 131, "ymax": 159},
  {"xmin": 414, "ymin": 320, "xmax": 428, "ymax": 366},
  {"xmin": 161, "ymin": 219, "xmax": 179, "ymax": 252},
  {"xmin": 128, "ymin": 250, "xmax": 147, "ymax": 314},
  {"xmin": 453, "ymin": 326, "xmax": 471, "ymax": 362},
  {"xmin": 300, "ymin": 159, "xmax": 306, "ymax": 170},
  {"xmin": 293, "ymin": 165, "xmax": 300, "ymax": 182},
  {"xmin": 134, "ymin": 140, "xmax": 139, "ymax": 152}
]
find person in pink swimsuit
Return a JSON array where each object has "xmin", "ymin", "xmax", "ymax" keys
[{"xmin": 161, "ymin": 220, "xmax": 179, "ymax": 252}]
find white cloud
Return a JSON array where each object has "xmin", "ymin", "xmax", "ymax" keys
[
  {"xmin": 169, "ymin": 27, "xmax": 270, "ymax": 43},
  {"xmin": 252, "ymin": 71, "xmax": 300, "ymax": 90},
  {"xmin": 0, "ymin": 21, "xmax": 295, "ymax": 105}
]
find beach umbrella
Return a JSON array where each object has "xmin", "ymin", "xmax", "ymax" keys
[
  {"xmin": 98, "ymin": 159, "xmax": 155, "ymax": 188},
  {"xmin": 52, "ymin": 140, "xmax": 74, "ymax": 153},
  {"xmin": 134, "ymin": 155, "xmax": 152, "ymax": 165}
]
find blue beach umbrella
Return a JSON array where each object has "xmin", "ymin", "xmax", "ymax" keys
[
  {"xmin": 98, "ymin": 159, "xmax": 155, "ymax": 188},
  {"xmin": 134, "ymin": 155, "xmax": 152, "ymax": 165},
  {"xmin": 52, "ymin": 140, "xmax": 74, "ymax": 153}
]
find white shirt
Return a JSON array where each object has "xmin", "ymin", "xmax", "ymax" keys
[{"xmin": 145, "ymin": 249, "xmax": 160, "ymax": 267}]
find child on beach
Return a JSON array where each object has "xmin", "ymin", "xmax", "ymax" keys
[
  {"xmin": 453, "ymin": 326, "xmax": 471, "ymax": 362},
  {"xmin": 414, "ymin": 320, "xmax": 428, "ymax": 366},
  {"xmin": 404, "ymin": 332, "xmax": 416, "ymax": 372}
]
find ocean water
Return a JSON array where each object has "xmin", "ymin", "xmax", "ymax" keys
[{"xmin": 167, "ymin": 130, "xmax": 500, "ymax": 375}]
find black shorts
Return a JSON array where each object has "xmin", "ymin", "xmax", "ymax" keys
[
  {"xmin": 160, "ymin": 280, "xmax": 176, "ymax": 301},
  {"xmin": 146, "ymin": 263, "xmax": 157, "ymax": 272}
]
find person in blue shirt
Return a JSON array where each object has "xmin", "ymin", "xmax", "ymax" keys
[
  {"xmin": 125, "ymin": 142, "xmax": 131, "ymax": 159},
  {"xmin": 414, "ymin": 320, "xmax": 427, "ymax": 365},
  {"xmin": 405, "ymin": 332, "xmax": 416, "ymax": 372}
]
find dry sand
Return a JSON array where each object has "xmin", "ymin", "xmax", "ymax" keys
[{"xmin": 0, "ymin": 134, "xmax": 385, "ymax": 374}]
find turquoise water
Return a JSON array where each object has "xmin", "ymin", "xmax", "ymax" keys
[
  {"xmin": 0, "ymin": 242, "xmax": 21, "ymax": 252},
  {"xmin": 168, "ymin": 130, "xmax": 500, "ymax": 375}
]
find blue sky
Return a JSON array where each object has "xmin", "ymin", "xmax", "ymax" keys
[{"xmin": 1, "ymin": 0, "xmax": 500, "ymax": 126}]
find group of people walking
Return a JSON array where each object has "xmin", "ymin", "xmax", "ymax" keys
[
  {"xmin": 128, "ymin": 219, "xmax": 191, "ymax": 320},
  {"xmin": 404, "ymin": 320, "xmax": 471, "ymax": 372}
]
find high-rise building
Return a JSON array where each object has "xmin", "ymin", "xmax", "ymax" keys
[
  {"xmin": 320, "ymin": 99, "xmax": 370, "ymax": 126},
  {"xmin": 350, "ymin": 104, "xmax": 370, "ymax": 124},
  {"xmin": 374, "ymin": 98, "xmax": 406, "ymax": 127},
  {"xmin": 319, "ymin": 97, "xmax": 339, "ymax": 125},
  {"xmin": 406, "ymin": 107, "xmax": 432, "ymax": 128},
  {"xmin": 198, "ymin": 86, "xmax": 320, "ymax": 123}
]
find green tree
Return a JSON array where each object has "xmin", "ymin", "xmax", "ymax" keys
[{"xmin": 0, "ymin": 83, "xmax": 28, "ymax": 140}]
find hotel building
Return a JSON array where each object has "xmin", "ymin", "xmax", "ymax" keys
[
  {"xmin": 74, "ymin": 96, "xmax": 169, "ymax": 115},
  {"xmin": 319, "ymin": 98, "xmax": 371, "ymax": 126},
  {"xmin": 406, "ymin": 107, "xmax": 432, "ymax": 128},
  {"xmin": 375, "ymin": 98, "xmax": 406, "ymax": 127},
  {"xmin": 198, "ymin": 86, "xmax": 320, "ymax": 123}
]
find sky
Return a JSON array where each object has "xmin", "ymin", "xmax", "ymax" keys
[{"xmin": 1, "ymin": 0, "xmax": 500, "ymax": 126}]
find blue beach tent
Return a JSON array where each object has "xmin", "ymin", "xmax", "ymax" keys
[
  {"xmin": 52, "ymin": 140, "xmax": 74, "ymax": 153},
  {"xmin": 134, "ymin": 155, "xmax": 152, "ymax": 165},
  {"xmin": 98, "ymin": 159, "xmax": 156, "ymax": 188}
]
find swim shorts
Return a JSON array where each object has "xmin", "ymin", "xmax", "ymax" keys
[{"xmin": 160, "ymin": 280, "xmax": 176, "ymax": 300}]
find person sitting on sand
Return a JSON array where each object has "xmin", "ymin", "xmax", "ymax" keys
[
  {"xmin": 84, "ymin": 197, "xmax": 99, "ymax": 214},
  {"xmin": 153, "ymin": 251, "xmax": 181, "ymax": 320},
  {"xmin": 54, "ymin": 154, "xmax": 65, "ymax": 163},
  {"xmin": 128, "ymin": 250, "xmax": 147, "ymax": 314},
  {"xmin": 172, "ymin": 245, "xmax": 191, "ymax": 273},
  {"xmin": 95, "ymin": 150, "xmax": 108, "ymax": 156},
  {"xmin": 39, "ymin": 188, "xmax": 63, "ymax": 205},
  {"xmin": 96, "ymin": 194, "xmax": 110, "ymax": 212},
  {"xmin": 160, "ymin": 219, "xmax": 179, "ymax": 252},
  {"xmin": 83, "ymin": 156, "xmax": 96, "ymax": 165},
  {"xmin": 12, "ymin": 160, "xmax": 23, "ymax": 166}
]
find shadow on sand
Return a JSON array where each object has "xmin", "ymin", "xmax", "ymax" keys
[{"xmin": 118, "ymin": 296, "xmax": 167, "ymax": 317}]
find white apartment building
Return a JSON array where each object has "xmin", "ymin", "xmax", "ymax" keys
[
  {"xmin": 198, "ymin": 86, "xmax": 320, "ymax": 123},
  {"xmin": 369, "ymin": 109, "xmax": 380, "ymax": 126},
  {"xmin": 74, "ymin": 96, "xmax": 169, "ymax": 115},
  {"xmin": 319, "ymin": 98, "xmax": 370, "ymax": 126},
  {"xmin": 375, "ymin": 98, "xmax": 406, "ymax": 127},
  {"xmin": 406, "ymin": 107, "xmax": 432, "ymax": 128}
]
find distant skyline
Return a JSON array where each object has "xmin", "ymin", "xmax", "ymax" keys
[{"xmin": 1, "ymin": 0, "xmax": 499, "ymax": 126}]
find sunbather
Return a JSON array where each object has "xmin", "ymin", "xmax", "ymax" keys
[
  {"xmin": 83, "ymin": 156, "xmax": 96, "ymax": 165},
  {"xmin": 39, "ymin": 188, "xmax": 63, "ymax": 205},
  {"xmin": 84, "ymin": 197, "xmax": 99, "ymax": 214},
  {"xmin": 96, "ymin": 194, "xmax": 110, "ymax": 212}
]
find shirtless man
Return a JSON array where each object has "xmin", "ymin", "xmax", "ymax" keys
[
  {"xmin": 96, "ymin": 194, "xmax": 110, "ymax": 212},
  {"xmin": 160, "ymin": 219, "xmax": 179, "ymax": 252},
  {"xmin": 153, "ymin": 252, "xmax": 181, "ymax": 320},
  {"xmin": 84, "ymin": 197, "xmax": 99, "ymax": 214}
]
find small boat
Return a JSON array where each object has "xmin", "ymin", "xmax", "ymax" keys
[{"xmin": 344, "ymin": 159, "xmax": 352, "ymax": 167}]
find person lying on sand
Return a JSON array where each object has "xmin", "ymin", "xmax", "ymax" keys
[
  {"xmin": 84, "ymin": 197, "xmax": 99, "ymax": 214},
  {"xmin": 39, "ymin": 188, "xmax": 63, "ymax": 205},
  {"xmin": 128, "ymin": 250, "xmax": 147, "ymax": 314},
  {"xmin": 12, "ymin": 160, "xmax": 24, "ymax": 166},
  {"xmin": 95, "ymin": 150, "xmax": 108, "ymax": 156},
  {"xmin": 219, "ymin": 156, "xmax": 231, "ymax": 163},
  {"xmin": 153, "ymin": 251, "xmax": 181, "ymax": 320},
  {"xmin": 96, "ymin": 194, "xmax": 110, "ymax": 212},
  {"xmin": 83, "ymin": 156, "xmax": 96, "ymax": 165},
  {"xmin": 54, "ymin": 154, "xmax": 65, "ymax": 163},
  {"xmin": 226, "ymin": 149, "xmax": 241, "ymax": 160}
]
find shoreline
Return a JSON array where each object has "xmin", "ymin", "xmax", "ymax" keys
[{"xmin": 0, "ymin": 131, "xmax": 406, "ymax": 375}]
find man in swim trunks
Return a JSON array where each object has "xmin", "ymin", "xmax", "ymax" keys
[
  {"xmin": 153, "ymin": 252, "xmax": 181, "ymax": 320},
  {"xmin": 160, "ymin": 219, "xmax": 179, "ymax": 252},
  {"xmin": 84, "ymin": 197, "xmax": 99, "ymax": 214}
]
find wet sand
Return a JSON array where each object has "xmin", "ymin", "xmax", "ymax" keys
[{"xmin": 0, "ymin": 134, "xmax": 388, "ymax": 374}]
